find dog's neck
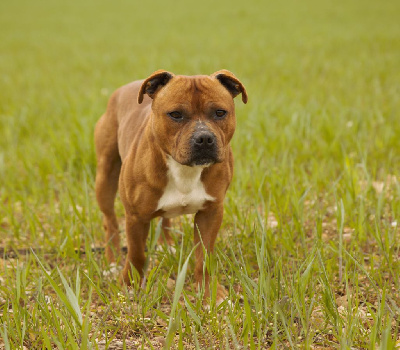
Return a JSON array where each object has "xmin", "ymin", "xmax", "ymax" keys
[
  {"xmin": 156, "ymin": 156, "xmax": 215, "ymax": 218},
  {"xmin": 166, "ymin": 156, "xmax": 209, "ymax": 193}
]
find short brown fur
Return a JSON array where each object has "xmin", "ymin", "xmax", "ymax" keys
[{"xmin": 95, "ymin": 70, "xmax": 247, "ymax": 303}]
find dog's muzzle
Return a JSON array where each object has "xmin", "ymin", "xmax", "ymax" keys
[{"xmin": 189, "ymin": 129, "xmax": 218, "ymax": 166}]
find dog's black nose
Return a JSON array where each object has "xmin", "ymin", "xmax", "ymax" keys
[
  {"xmin": 194, "ymin": 132, "xmax": 215, "ymax": 146},
  {"xmin": 190, "ymin": 130, "xmax": 218, "ymax": 165}
]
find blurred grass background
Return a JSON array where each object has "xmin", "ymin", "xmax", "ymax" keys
[
  {"xmin": 1, "ymin": 0, "xmax": 400, "ymax": 348},
  {"xmin": 1, "ymin": 0, "xmax": 399, "ymax": 197}
]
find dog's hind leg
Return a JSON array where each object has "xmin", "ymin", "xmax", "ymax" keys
[{"xmin": 95, "ymin": 113, "xmax": 122, "ymax": 263}]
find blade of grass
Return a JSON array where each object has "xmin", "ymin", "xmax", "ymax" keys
[
  {"xmin": 32, "ymin": 249, "xmax": 83, "ymax": 327},
  {"xmin": 164, "ymin": 243, "xmax": 197, "ymax": 349}
]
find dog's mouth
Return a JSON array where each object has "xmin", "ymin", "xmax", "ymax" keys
[
  {"xmin": 171, "ymin": 129, "xmax": 224, "ymax": 167},
  {"xmin": 182, "ymin": 144, "xmax": 221, "ymax": 167},
  {"xmin": 174, "ymin": 153, "xmax": 220, "ymax": 167},
  {"xmin": 170, "ymin": 121, "xmax": 225, "ymax": 167},
  {"xmin": 188, "ymin": 154, "xmax": 220, "ymax": 167}
]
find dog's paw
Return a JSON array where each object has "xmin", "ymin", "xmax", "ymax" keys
[
  {"xmin": 204, "ymin": 298, "xmax": 231, "ymax": 311},
  {"xmin": 119, "ymin": 267, "xmax": 134, "ymax": 286},
  {"xmin": 216, "ymin": 284, "xmax": 229, "ymax": 306},
  {"xmin": 203, "ymin": 283, "xmax": 229, "ymax": 309}
]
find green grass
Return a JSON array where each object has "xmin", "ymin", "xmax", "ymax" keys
[{"xmin": 1, "ymin": 0, "xmax": 400, "ymax": 348}]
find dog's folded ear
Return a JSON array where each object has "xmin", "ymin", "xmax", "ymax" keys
[
  {"xmin": 211, "ymin": 70, "xmax": 248, "ymax": 104},
  {"xmin": 138, "ymin": 70, "xmax": 174, "ymax": 104}
]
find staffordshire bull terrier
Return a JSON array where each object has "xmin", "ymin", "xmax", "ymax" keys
[{"xmin": 95, "ymin": 69, "xmax": 247, "ymax": 303}]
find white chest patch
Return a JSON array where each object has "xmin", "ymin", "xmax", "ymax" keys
[{"xmin": 156, "ymin": 156, "xmax": 215, "ymax": 218}]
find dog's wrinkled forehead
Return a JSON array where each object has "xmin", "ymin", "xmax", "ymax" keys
[{"xmin": 153, "ymin": 76, "xmax": 234, "ymax": 111}]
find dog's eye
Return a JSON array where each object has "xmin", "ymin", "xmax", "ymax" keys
[
  {"xmin": 168, "ymin": 111, "xmax": 183, "ymax": 121},
  {"xmin": 215, "ymin": 110, "xmax": 227, "ymax": 119}
]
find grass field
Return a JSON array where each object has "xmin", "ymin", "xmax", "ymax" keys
[{"xmin": 1, "ymin": 0, "xmax": 400, "ymax": 348}]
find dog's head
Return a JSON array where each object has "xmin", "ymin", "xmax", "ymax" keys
[{"xmin": 138, "ymin": 69, "xmax": 247, "ymax": 166}]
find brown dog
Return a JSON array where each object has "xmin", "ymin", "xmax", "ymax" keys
[{"xmin": 94, "ymin": 69, "xmax": 247, "ymax": 303}]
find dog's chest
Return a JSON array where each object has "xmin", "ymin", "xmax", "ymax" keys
[{"xmin": 156, "ymin": 157, "xmax": 215, "ymax": 218}]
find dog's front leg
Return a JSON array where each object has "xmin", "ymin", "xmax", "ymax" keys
[
  {"xmin": 194, "ymin": 202, "xmax": 227, "ymax": 304},
  {"xmin": 121, "ymin": 214, "xmax": 150, "ymax": 285}
]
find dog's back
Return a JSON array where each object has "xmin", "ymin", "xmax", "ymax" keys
[{"xmin": 95, "ymin": 80, "xmax": 153, "ymax": 162}]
